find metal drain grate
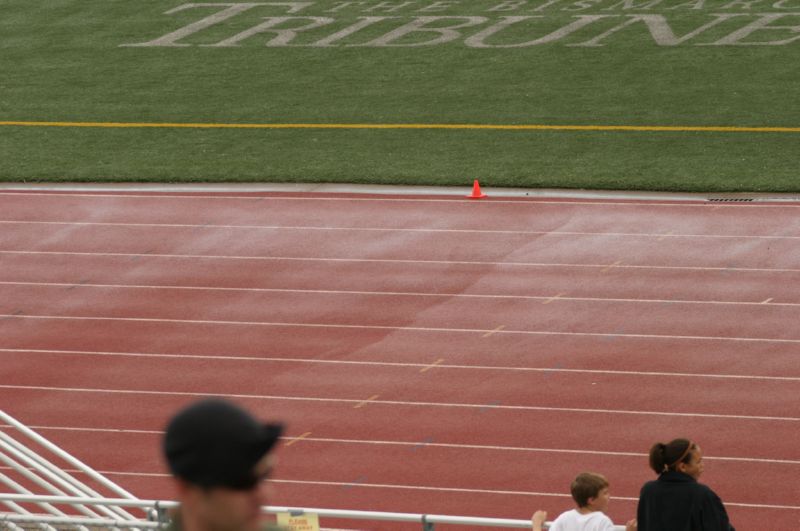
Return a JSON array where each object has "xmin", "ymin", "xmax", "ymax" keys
[{"xmin": 707, "ymin": 198, "xmax": 755, "ymax": 202}]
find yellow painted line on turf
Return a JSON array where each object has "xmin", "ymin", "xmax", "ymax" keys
[
  {"xmin": 419, "ymin": 358, "xmax": 445, "ymax": 373},
  {"xmin": 482, "ymin": 325, "xmax": 505, "ymax": 338},
  {"xmin": 353, "ymin": 394, "xmax": 380, "ymax": 409},
  {"xmin": 2, "ymin": 121, "xmax": 800, "ymax": 133},
  {"xmin": 285, "ymin": 431, "xmax": 312, "ymax": 446}
]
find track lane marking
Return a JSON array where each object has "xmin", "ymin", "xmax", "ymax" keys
[
  {"xmin": 285, "ymin": 432, "xmax": 313, "ymax": 447},
  {"xmin": 0, "ymin": 465, "xmax": 790, "ymax": 511},
  {"xmin": 541, "ymin": 293, "xmax": 566, "ymax": 305},
  {"xmin": 3, "ymin": 348, "xmax": 798, "ymax": 382},
  {"xmin": 2, "ymin": 314, "xmax": 799, "ymax": 344},
  {"xmin": 10, "ymin": 279, "xmax": 800, "ymax": 307},
  {"xmin": 3, "ymin": 249, "xmax": 800, "ymax": 275},
  {"xmin": 482, "ymin": 326, "xmax": 505, "ymax": 338},
  {"xmin": 2, "ymin": 219, "xmax": 800, "ymax": 240},
  {"xmin": 40, "ymin": 469, "xmax": 800, "ymax": 510},
  {"xmin": 280, "ymin": 437, "xmax": 800, "ymax": 466},
  {"xmin": 2, "ymin": 384, "xmax": 798, "ymax": 422},
  {"xmin": 353, "ymin": 394, "xmax": 380, "ymax": 409},
  {"xmin": 266, "ymin": 480, "xmax": 800, "ymax": 510},
  {"xmin": 419, "ymin": 359, "xmax": 445, "ymax": 373},
  {"xmin": 3, "ymin": 250, "xmax": 800, "ymax": 274},
  {"xmin": 8, "ymin": 425, "xmax": 798, "ymax": 466}
]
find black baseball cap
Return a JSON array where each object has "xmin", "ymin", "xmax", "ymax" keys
[{"xmin": 164, "ymin": 398, "xmax": 284, "ymax": 490}]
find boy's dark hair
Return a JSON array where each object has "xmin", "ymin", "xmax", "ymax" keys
[
  {"xmin": 649, "ymin": 438, "xmax": 696, "ymax": 474},
  {"xmin": 570, "ymin": 472, "xmax": 609, "ymax": 507}
]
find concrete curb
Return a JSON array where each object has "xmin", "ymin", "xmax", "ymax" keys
[{"xmin": 2, "ymin": 182, "xmax": 799, "ymax": 202}]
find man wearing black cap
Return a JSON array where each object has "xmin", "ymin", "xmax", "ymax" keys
[{"xmin": 163, "ymin": 397, "xmax": 285, "ymax": 531}]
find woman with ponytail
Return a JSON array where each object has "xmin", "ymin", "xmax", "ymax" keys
[{"xmin": 637, "ymin": 439, "xmax": 734, "ymax": 530}]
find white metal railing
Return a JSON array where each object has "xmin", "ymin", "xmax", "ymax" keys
[
  {"xmin": 0, "ymin": 495, "xmax": 628, "ymax": 530},
  {"xmin": 0, "ymin": 410, "xmax": 627, "ymax": 529},
  {"xmin": 0, "ymin": 410, "xmax": 148, "ymax": 530}
]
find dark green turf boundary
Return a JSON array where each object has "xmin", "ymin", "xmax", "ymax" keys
[{"xmin": 1, "ymin": 126, "xmax": 797, "ymax": 192}]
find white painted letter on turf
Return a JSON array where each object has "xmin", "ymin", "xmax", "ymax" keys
[
  {"xmin": 465, "ymin": 15, "xmax": 609, "ymax": 46},
  {"xmin": 570, "ymin": 13, "xmax": 744, "ymax": 45},
  {"xmin": 207, "ymin": 17, "xmax": 336, "ymax": 46},
  {"xmin": 357, "ymin": 16, "xmax": 488, "ymax": 45},
  {"xmin": 704, "ymin": 13, "xmax": 800, "ymax": 44},
  {"xmin": 310, "ymin": 17, "xmax": 395, "ymax": 46},
  {"xmin": 121, "ymin": 3, "xmax": 313, "ymax": 47}
]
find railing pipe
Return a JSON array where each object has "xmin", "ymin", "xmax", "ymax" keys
[
  {"xmin": 0, "ymin": 432, "xmax": 123, "ymax": 521},
  {"xmin": 0, "ymin": 495, "xmax": 628, "ymax": 530},
  {"xmin": 0, "ymin": 411, "xmax": 139, "ymax": 501}
]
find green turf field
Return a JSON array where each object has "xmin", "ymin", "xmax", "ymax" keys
[{"xmin": 1, "ymin": 0, "xmax": 798, "ymax": 191}]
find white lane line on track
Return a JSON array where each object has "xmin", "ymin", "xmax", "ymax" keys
[
  {"xmin": 68, "ymin": 471, "xmax": 800, "ymax": 510},
  {"xmin": 3, "ymin": 250, "xmax": 799, "ymax": 274},
  {"xmin": 2, "ymin": 313, "xmax": 799, "ymax": 344},
  {"xmin": 0, "ymin": 462, "xmax": 793, "ymax": 511},
  {"xmin": 2, "ymin": 191, "xmax": 800, "ymax": 208},
  {"xmin": 3, "ymin": 348, "xmax": 800, "ymax": 383},
  {"xmin": 2, "ymin": 384, "xmax": 799, "ymax": 422},
  {"xmin": 271, "ymin": 480, "xmax": 800, "ymax": 511},
  {"xmin": 13, "ymin": 425, "xmax": 798, "ymax": 465},
  {"xmin": 5, "ymin": 280, "xmax": 797, "ymax": 308},
  {"xmin": 287, "ymin": 437, "xmax": 800, "ymax": 466},
  {"xmin": 271, "ymin": 480, "xmax": 800, "ymax": 510},
  {"xmin": 2, "ymin": 219, "xmax": 798, "ymax": 241}
]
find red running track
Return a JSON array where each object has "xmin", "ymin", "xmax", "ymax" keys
[{"xmin": 1, "ymin": 189, "xmax": 800, "ymax": 529}]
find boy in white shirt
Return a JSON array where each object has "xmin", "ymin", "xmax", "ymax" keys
[{"xmin": 532, "ymin": 472, "xmax": 636, "ymax": 531}]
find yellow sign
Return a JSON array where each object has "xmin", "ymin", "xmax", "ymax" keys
[{"xmin": 276, "ymin": 512, "xmax": 320, "ymax": 531}]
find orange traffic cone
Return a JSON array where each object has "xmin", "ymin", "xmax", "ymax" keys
[{"xmin": 467, "ymin": 179, "xmax": 487, "ymax": 199}]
